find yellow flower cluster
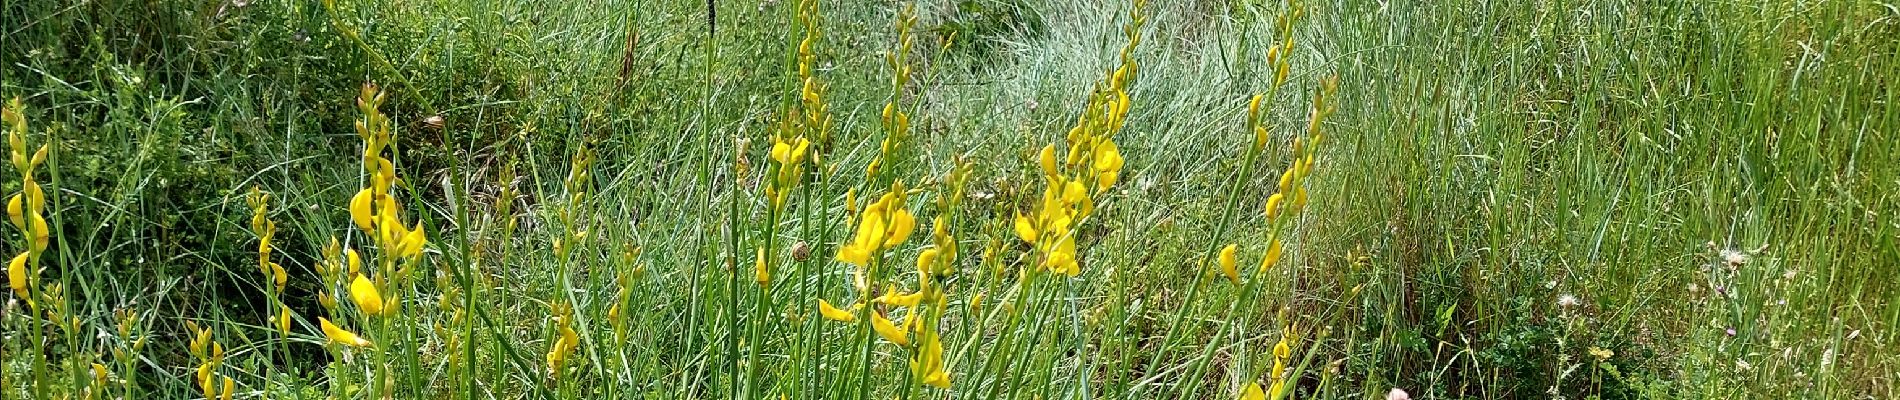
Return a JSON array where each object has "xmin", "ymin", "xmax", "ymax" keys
[
  {"xmin": 1013, "ymin": 0, "xmax": 1141, "ymax": 278},
  {"xmin": 4, "ymin": 98, "xmax": 49, "ymax": 308},
  {"xmin": 765, "ymin": 133, "xmax": 811, "ymax": 214},
  {"xmin": 319, "ymin": 83, "xmax": 428, "ymax": 351},
  {"xmin": 247, "ymin": 187, "xmax": 292, "ymax": 334},
  {"xmin": 906, "ymin": 163, "xmax": 973, "ymax": 389},
  {"xmin": 546, "ymin": 303, "xmax": 580, "ymax": 380},
  {"xmin": 187, "ymin": 322, "xmax": 237, "ymax": 400},
  {"xmin": 1237, "ymin": 325, "xmax": 1298, "ymax": 400},
  {"xmin": 1266, "ymin": 325, "xmax": 1299, "ymax": 398},
  {"xmin": 347, "ymin": 83, "xmax": 428, "ymax": 261},
  {"xmin": 793, "ymin": 0, "xmax": 834, "ymax": 159},
  {"xmin": 834, "ymin": 184, "xmax": 917, "ymax": 268}
]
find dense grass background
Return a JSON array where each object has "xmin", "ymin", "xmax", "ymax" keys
[{"xmin": 3, "ymin": 0, "xmax": 1896, "ymax": 398}]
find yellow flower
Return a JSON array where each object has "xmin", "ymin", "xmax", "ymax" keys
[
  {"xmin": 546, "ymin": 335, "xmax": 570, "ymax": 376},
  {"xmin": 1240, "ymin": 382, "xmax": 1266, "ymax": 400},
  {"xmin": 6, "ymin": 193, "xmax": 21, "ymax": 229},
  {"xmin": 1258, "ymin": 239, "xmax": 1284, "ymax": 274},
  {"xmin": 395, "ymin": 223, "xmax": 427, "ymax": 258},
  {"xmin": 1264, "ymin": 193, "xmax": 1284, "ymax": 220},
  {"xmin": 269, "ymin": 262, "xmax": 288, "ymax": 293},
  {"xmin": 349, "ymin": 188, "xmax": 375, "ymax": 232},
  {"xmin": 1044, "ymin": 235, "xmax": 1079, "ymax": 276},
  {"xmin": 220, "ymin": 376, "xmax": 235, "ymax": 400},
  {"xmin": 26, "ymin": 212, "xmax": 47, "ymax": 252},
  {"xmin": 319, "ymin": 317, "xmax": 372, "ymax": 347},
  {"xmin": 1012, "ymin": 213, "xmax": 1038, "ymax": 243},
  {"xmin": 911, "ymin": 329, "xmax": 950, "ymax": 388},
  {"xmin": 1037, "ymin": 144, "xmax": 1059, "ymax": 177},
  {"xmin": 915, "ymin": 248, "xmax": 941, "ymax": 275},
  {"xmin": 771, "ymin": 137, "xmax": 811, "ymax": 166},
  {"xmin": 196, "ymin": 363, "xmax": 215, "ymax": 397},
  {"xmin": 818, "ymin": 299, "xmax": 858, "ymax": 322},
  {"xmin": 1218, "ymin": 244, "xmax": 1239, "ymax": 283},
  {"xmin": 872, "ymin": 311, "xmax": 909, "ymax": 346},
  {"xmin": 1278, "ymin": 167, "xmax": 1296, "ymax": 193},
  {"xmin": 90, "ymin": 362, "xmax": 108, "ymax": 387},
  {"xmin": 835, "ymin": 191, "xmax": 916, "ymax": 266},
  {"xmin": 7, "ymin": 252, "xmax": 26, "ymax": 298},
  {"xmin": 349, "ymin": 274, "xmax": 385, "ymax": 316},
  {"xmin": 1092, "ymin": 140, "xmax": 1124, "ymax": 189},
  {"xmin": 345, "ymin": 248, "xmax": 362, "ymax": 276},
  {"xmin": 274, "ymin": 305, "xmax": 292, "ymax": 334}
]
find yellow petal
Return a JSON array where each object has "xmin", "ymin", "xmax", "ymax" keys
[
  {"xmin": 345, "ymin": 249, "xmax": 362, "ymax": 276},
  {"xmin": 91, "ymin": 363, "xmax": 108, "ymax": 384},
  {"xmin": 1218, "ymin": 244, "xmax": 1239, "ymax": 283},
  {"xmin": 275, "ymin": 305, "xmax": 292, "ymax": 334},
  {"xmin": 7, "ymin": 252, "xmax": 27, "ymax": 297},
  {"xmin": 546, "ymin": 336, "xmax": 569, "ymax": 375},
  {"xmin": 5, "ymin": 193, "xmax": 21, "ymax": 229},
  {"xmin": 1240, "ymin": 382, "xmax": 1266, "ymax": 400},
  {"xmin": 1259, "ymin": 239, "xmax": 1284, "ymax": 274},
  {"xmin": 835, "ymin": 244, "xmax": 871, "ymax": 267},
  {"xmin": 23, "ymin": 180, "xmax": 42, "ymax": 214},
  {"xmin": 398, "ymin": 223, "xmax": 427, "ymax": 258},
  {"xmin": 876, "ymin": 289, "xmax": 924, "ymax": 308},
  {"xmin": 818, "ymin": 299, "xmax": 858, "ymax": 322},
  {"xmin": 270, "ymin": 262, "xmax": 288, "ymax": 292},
  {"xmin": 1037, "ymin": 144, "xmax": 1059, "ymax": 177},
  {"xmin": 27, "ymin": 213, "xmax": 47, "ymax": 252},
  {"xmin": 1061, "ymin": 180, "xmax": 1089, "ymax": 205},
  {"xmin": 1012, "ymin": 213, "xmax": 1038, "ymax": 244},
  {"xmin": 320, "ymin": 317, "xmax": 372, "ymax": 347},
  {"xmin": 1093, "ymin": 140, "xmax": 1123, "ymax": 174},
  {"xmin": 349, "ymin": 188, "xmax": 376, "ymax": 232},
  {"xmin": 1264, "ymin": 193, "xmax": 1285, "ymax": 219},
  {"xmin": 561, "ymin": 326, "xmax": 579, "ymax": 353},
  {"xmin": 771, "ymin": 140, "xmax": 793, "ymax": 165},
  {"xmin": 872, "ymin": 312, "xmax": 909, "ymax": 346},
  {"xmin": 1278, "ymin": 167, "xmax": 1296, "ymax": 193},
  {"xmin": 349, "ymin": 274, "xmax": 384, "ymax": 316},
  {"xmin": 923, "ymin": 370, "xmax": 951, "ymax": 388},
  {"xmin": 883, "ymin": 209, "xmax": 916, "ymax": 248},
  {"xmin": 915, "ymin": 248, "xmax": 940, "ymax": 275}
]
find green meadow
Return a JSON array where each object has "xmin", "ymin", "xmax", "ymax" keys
[{"xmin": 1, "ymin": 0, "xmax": 1896, "ymax": 398}]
